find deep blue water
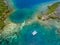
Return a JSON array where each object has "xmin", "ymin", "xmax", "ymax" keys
[
  {"xmin": 12, "ymin": 0, "xmax": 55, "ymax": 9},
  {"xmin": 7, "ymin": 0, "xmax": 60, "ymax": 45},
  {"xmin": 9, "ymin": 0, "xmax": 56, "ymax": 23},
  {"xmin": 9, "ymin": 9, "xmax": 34, "ymax": 23}
]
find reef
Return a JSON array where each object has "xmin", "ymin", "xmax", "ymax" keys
[{"xmin": 0, "ymin": 1, "xmax": 60, "ymax": 45}]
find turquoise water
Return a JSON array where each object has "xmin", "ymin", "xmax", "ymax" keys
[
  {"xmin": 0, "ymin": 22, "xmax": 58, "ymax": 45},
  {"xmin": 9, "ymin": 0, "xmax": 56, "ymax": 23},
  {"xmin": 17, "ymin": 22, "xmax": 57, "ymax": 45},
  {"xmin": 6, "ymin": 0, "xmax": 60, "ymax": 45}
]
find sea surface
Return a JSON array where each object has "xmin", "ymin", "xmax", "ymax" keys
[
  {"xmin": 12, "ymin": 0, "xmax": 55, "ymax": 9},
  {"xmin": 16, "ymin": 22, "xmax": 58, "ymax": 45},
  {"xmin": 9, "ymin": 0, "xmax": 60, "ymax": 23},
  {"xmin": 6, "ymin": 0, "xmax": 60, "ymax": 45}
]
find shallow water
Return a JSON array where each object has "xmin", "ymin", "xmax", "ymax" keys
[
  {"xmin": 13, "ymin": 22, "xmax": 58, "ymax": 45},
  {"xmin": 9, "ymin": 0, "xmax": 58, "ymax": 23},
  {"xmin": 3, "ymin": 0, "xmax": 60, "ymax": 45},
  {"xmin": 9, "ymin": 0, "xmax": 57, "ymax": 23}
]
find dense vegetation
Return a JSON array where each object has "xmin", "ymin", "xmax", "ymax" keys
[
  {"xmin": 47, "ymin": 2, "xmax": 60, "ymax": 14},
  {"xmin": 0, "ymin": 0, "xmax": 8, "ymax": 16},
  {"xmin": 0, "ymin": 0, "xmax": 8, "ymax": 29},
  {"xmin": 46, "ymin": 2, "xmax": 60, "ymax": 21}
]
